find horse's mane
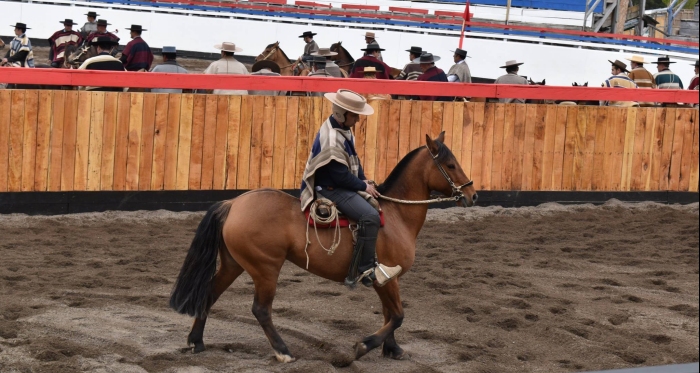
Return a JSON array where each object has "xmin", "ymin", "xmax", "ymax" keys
[
  {"xmin": 377, "ymin": 141, "xmax": 453, "ymax": 194},
  {"xmin": 266, "ymin": 43, "xmax": 292, "ymax": 63}
]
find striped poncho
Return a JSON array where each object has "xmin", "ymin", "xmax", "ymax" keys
[{"xmin": 6, "ymin": 34, "xmax": 34, "ymax": 67}]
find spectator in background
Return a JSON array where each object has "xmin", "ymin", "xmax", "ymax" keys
[
  {"xmin": 652, "ymin": 56, "xmax": 683, "ymax": 89},
  {"xmin": 415, "ymin": 53, "xmax": 448, "ymax": 101},
  {"xmin": 81, "ymin": 11, "xmax": 99, "ymax": 35},
  {"xmin": 48, "ymin": 19, "xmax": 83, "ymax": 68},
  {"xmin": 361, "ymin": 67, "xmax": 391, "ymax": 101},
  {"xmin": 120, "ymin": 25, "xmax": 153, "ymax": 71},
  {"xmin": 307, "ymin": 56, "xmax": 331, "ymax": 97},
  {"xmin": 85, "ymin": 19, "xmax": 119, "ymax": 45},
  {"xmin": 395, "ymin": 46, "xmax": 423, "ymax": 81},
  {"xmin": 447, "ymin": 48, "xmax": 472, "ymax": 83},
  {"xmin": 150, "ymin": 46, "xmax": 188, "ymax": 93},
  {"xmin": 363, "ymin": 32, "xmax": 382, "ymax": 61},
  {"xmin": 350, "ymin": 42, "xmax": 390, "ymax": 79},
  {"xmin": 203, "ymin": 41, "xmax": 249, "ymax": 95},
  {"xmin": 494, "ymin": 60, "xmax": 528, "ymax": 103},
  {"xmin": 78, "ymin": 36, "xmax": 125, "ymax": 92},
  {"xmin": 2, "ymin": 23, "xmax": 34, "ymax": 68},
  {"xmin": 601, "ymin": 59, "xmax": 638, "ymax": 107},
  {"xmin": 249, "ymin": 60, "xmax": 285, "ymax": 96},
  {"xmin": 689, "ymin": 60, "xmax": 699, "ymax": 91},
  {"xmin": 626, "ymin": 55, "xmax": 656, "ymax": 88},
  {"xmin": 311, "ymin": 48, "xmax": 342, "ymax": 78}
]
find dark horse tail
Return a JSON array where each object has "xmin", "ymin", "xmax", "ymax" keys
[{"xmin": 169, "ymin": 201, "xmax": 232, "ymax": 319}]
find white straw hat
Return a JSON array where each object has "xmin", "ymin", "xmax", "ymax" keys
[
  {"xmin": 214, "ymin": 42, "xmax": 243, "ymax": 53},
  {"xmin": 324, "ymin": 89, "xmax": 374, "ymax": 116}
]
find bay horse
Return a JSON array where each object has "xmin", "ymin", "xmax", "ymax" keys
[
  {"xmin": 256, "ymin": 42, "xmax": 310, "ymax": 76},
  {"xmin": 329, "ymin": 41, "xmax": 355, "ymax": 77},
  {"xmin": 170, "ymin": 132, "xmax": 478, "ymax": 363}
]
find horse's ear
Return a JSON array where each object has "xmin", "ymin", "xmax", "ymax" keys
[
  {"xmin": 425, "ymin": 134, "xmax": 439, "ymax": 154},
  {"xmin": 542, "ymin": 79, "xmax": 546, "ymax": 85},
  {"xmin": 436, "ymin": 131, "xmax": 445, "ymax": 143}
]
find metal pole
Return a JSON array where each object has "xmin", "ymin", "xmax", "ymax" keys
[
  {"xmin": 505, "ymin": 0, "xmax": 512, "ymax": 25},
  {"xmin": 666, "ymin": 0, "xmax": 679, "ymax": 35},
  {"xmin": 637, "ymin": 0, "xmax": 646, "ymax": 35}
]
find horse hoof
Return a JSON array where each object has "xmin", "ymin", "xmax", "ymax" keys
[
  {"xmin": 274, "ymin": 351, "xmax": 296, "ymax": 363},
  {"xmin": 192, "ymin": 342, "xmax": 206, "ymax": 354},
  {"xmin": 383, "ymin": 348, "xmax": 409, "ymax": 360},
  {"xmin": 354, "ymin": 342, "xmax": 368, "ymax": 360}
]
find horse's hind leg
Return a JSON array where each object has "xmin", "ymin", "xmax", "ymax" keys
[
  {"xmin": 381, "ymin": 305, "xmax": 408, "ymax": 360},
  {"xmin": 355, "ymin": 280, "xmax": 404, "ymax": 360},
  {"xmin": 188, "ymin": 246, "xmax": 244, "ymax": 353},
  {"xmin": 250, "ymin": 269, "xmax": 294, "ymax": 363}
]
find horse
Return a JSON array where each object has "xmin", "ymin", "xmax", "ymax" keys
[
  {"xmin": 256, "ymin": 42, "xmax": 308, "ymax": 76},
  {"xmin": 169, "ymin": 132, "xmax": 478, "ymax": 363},
  {"xmin": 329, "ymin": 41, "xmax": 355, "ymax": 77},
  {"xmin": 64, "ymin": 43, "xmax": 97, "ymax": 68}
]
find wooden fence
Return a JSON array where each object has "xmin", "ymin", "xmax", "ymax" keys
[{"xmin": 0, "ymin": 90, "xmax": 698, "ymax": 193}]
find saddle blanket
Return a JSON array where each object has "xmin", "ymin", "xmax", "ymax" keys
[{"xmin": 304, "ymin": 208, "xmax": 385, "ymax": 228}]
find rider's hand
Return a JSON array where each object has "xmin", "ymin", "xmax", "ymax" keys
[{"xmin": 365, "ymin": 181, "xmax": 380, "ymax": 198}]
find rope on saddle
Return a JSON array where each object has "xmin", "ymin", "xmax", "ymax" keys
[{"xmin": 304, "ymin": 198, "xmax": 342, "ymax": 269}]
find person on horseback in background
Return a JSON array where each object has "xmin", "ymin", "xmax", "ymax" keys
[
  {"xmin": 2, "ymin": 23, "xmax": 34, "ymax": 68},
  {"xmin": 300, "ymin": 89, "xmax": 402, "ymax": 288}
]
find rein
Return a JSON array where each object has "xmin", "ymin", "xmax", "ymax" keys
[{"xmin": 376, "ymin": 146, "xmax": 473, "ymax": 205}]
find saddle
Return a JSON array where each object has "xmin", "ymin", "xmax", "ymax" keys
[{"xmin": 304, "ymin": 199, "xmax": 384, "ymax": 228}]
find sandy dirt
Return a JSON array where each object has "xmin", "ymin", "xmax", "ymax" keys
[{"xmin": 0, "ymin": 201, "xmax": 698, "ymax": 373}]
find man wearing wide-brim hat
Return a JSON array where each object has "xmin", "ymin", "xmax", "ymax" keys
[
  {"xmin": 396, "ymin": 46, "xmax": 423, "ymax": 81},
  {"xmin": 652, "ymin": 55, "xmax": 683, "ymax": 90},
  {"xmin": 688, "ymin": 60, "xmax": 698, "ymax": 91},
  {"xmin": 350, "ymin": 42, "xmax": 391, "ymax": 79},
  {"xmin": 151, "ymin": 46, "xmax": 188, "ymax": 94},
  {"xmin": 78, "ymin": 36, "xmax": 125, "ymax": 92},
  {"xmin": 311, "ymin": 48, "xmax": 342, "ymax": 78},
  {"xmin": 300, "ymin": 89, "xmax": 402, "ymax": 288},
  {"xmin": 299, "ymin": 31, "xmax": 319, "ymax": 64},
  {"xmin": 81, "ymin": 11, "xmax": 100, "ymax": 34},
  {"xmin": 414, "ymin": 53, "xmax": 449, "ymax": 101},
  {"xmin": 447, "ymin": 48, "xmax": 472, "ymax": 83},
  {"xmin": 363, "ymin": 31, "xmax": 382, "ymax": 61},
  {"xmin": 249, "ymin": 60, "xmax": 285, "ymax": 96},
  {"xmin": 601, "ymin": 60, "xmax": 638, "ymax": 107},
  {"xmin": 2, "ymin": 23, "xmax": 34, "ymax": 67},
  {"xmin": 626, "ymin": 55, "xmax": 656, "ymax": 89},
  {"xmin": 48, "ymin": 19, "xmax": 83, "ymax": 68},
  {"xmin": 494, "ymin": 60, "xmax": 528, "ymax": 103},
  {"xmin": 85, "ymin": 19, "xmax": 119, "ymax": 46},
  {"xmin": 120, "ymin": 25, "xmax": 154, "ymax": 72},
  {"xmin": 305, "ymin": 56, "xmax": 332, "ymax": 96},
  {"xmin": 203, "ymin": 42, "xmax": 249, "ymax": 95}
]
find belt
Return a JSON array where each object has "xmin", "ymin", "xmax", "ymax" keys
[{"xmin": 315, "ymin": 186, "xmax": 334, "ymax": 191}]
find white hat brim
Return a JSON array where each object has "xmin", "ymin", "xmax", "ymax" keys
[
  {"xmin": 214, "ymin": 43, "xmax": 243, "ymax": 53},
  {"xmin": 324, "ymin": 93, "xmax": 374, "ymax": 116}
]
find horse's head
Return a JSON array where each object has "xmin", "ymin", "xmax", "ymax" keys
[
  {"xmin": 425, "ymin": 132, "xmax": 477, "ymax": 207},
  {"xmin": 529, "ymin": 78, "xmax": 546, "ymax": 86},
  {"xmin": 257, "ymin": 42, "xmax": 280, "ymax": 62},
  {"xmin": 572, "ymin": 82, "xmax": 588, "ymax": 87}
]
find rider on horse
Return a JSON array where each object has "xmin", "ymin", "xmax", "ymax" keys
[{"xmin": 300, "ymin": 89, "xmax": 402, "ymax": 287}]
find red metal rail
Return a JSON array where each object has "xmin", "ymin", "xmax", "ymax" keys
[{"xmin": 1, "ymin": 69, "xmax": 697, "ymax": 104}]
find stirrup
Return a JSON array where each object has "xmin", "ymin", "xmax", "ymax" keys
[{"xmin": 359, "ymin": 264, "xmax": 402, "ymax": 288}]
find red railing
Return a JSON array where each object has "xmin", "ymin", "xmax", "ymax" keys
[{"xmin": 2, "ymin": 69, "xmax": 697, "ymax": 104}]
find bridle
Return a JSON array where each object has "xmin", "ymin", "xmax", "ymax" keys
[{"xmin": 258, "ymin": 45, "xmax": 277, "ymax": 61}]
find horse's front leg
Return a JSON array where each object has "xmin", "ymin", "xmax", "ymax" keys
[{"xmin": 354, "ymin": 279, "xmax": 404, "ymax": 360}]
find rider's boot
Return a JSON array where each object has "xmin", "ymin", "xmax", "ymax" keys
[{"xmin": 356, "ymin": 215, "xmax": 402, "ymax": 287}]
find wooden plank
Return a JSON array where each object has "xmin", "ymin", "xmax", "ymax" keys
[
  {"xmin": 668, "ymin": 109, "xmax": 686, "ymax": 191},
  {"xmin": 398, "ymin": 100, "xmax": 412, "ymax": 160},
  {"xmin": 200, "ymin": 95, "xmax": 219, "ymax": 190},
  {"xmin": 0, "ymin": 91, "xmax": 11, "ymax": 192},
  {"xmin": 648, "ymin": 108, "xmax": 667, "ymax": 191},
  {"xmin": 163, "ymin": 94, "xmax": 182, "ymax": 190},
  {"xmin": 530, "ymin": 105, "xmax": 547, "ymax": 191},
  {"xmin": 640, "ymin": 108, "xmax": 657, "ymax": 191},
  {"xmin": 520, "ymin": 104, "xmax": 537, "ymax": 191},
  {"xmin": 658, "ymin": 108, "xmax": 676, "ymax": 190},
  {"xmin": 688, "ymin": 109, "xmax": 699, "ymax": 192},
  {"xmin": 187, "ymin": 95, "xmax": 206, "ymax": 190},
  {"xmin": 386, "ymin": 100, "xmax": 401, "ymax": 178},
  {"xmin": 510, "ymin": 104, "xmax": 527, "ymax": 190},
  {"xmin": 409, "ymin": 100, "xmax": 422, "ymax": 151},
  {"xmin": 375, "ymin": 100, "xmax": 390, "ymax": 181},
  {"xmin": 99, "ymin": 93, "xmax": 118, "ymax": 190},
  {"xmin": 550, "ymin": 105, "xmax": 568, "ymax": 191},
  {"xmin": 571, "ymin": 106, "xmax": 588, "ymax": 191},
  {"xmin": 47, "ymin": 91, "xmax": 65, "ymax": 192},
  {"xmin": 60, "ymin": 91, "xmax": 79, "ymax": 191},
  {"xmin": 176, "ymin": 94, "xmax": 194, "ymax": 190},
  {"xmin": 354, "ymin": 108, "xmax": 367, "ymax": 162},
  {"xmin": 442, "ymin": 102, "xmax": 454, "ymax": 148},
  {"xmin": 460, "ymin": 103, "xmax": 475, "ymax": 180},
  {"xmin": 150, "ymin": 94, "xmax": 170, "ymax": 190},
  {"xmin": 260, "ymin": 96, "xmax": 276, "ymax": 188},
  {"xmin": 125, "ymin": 93, "xmax": 144, "ymax": 190},
  {"xmin": 112, "ymin": 93, "xmax": 131, "ymax": 191},
  {"xmin": 237, "ymin": 95, "xmax": 253, "ymax": 189},
  {"xmin": 601, "ymin": 108, "xmax": 619, "ymax": 191},
  {"xmin": 86, "ymin": 92, "xmax": 105, "ymax": 191},
  {"xmin": 420, "ymin": 101, "xmax": 432, "ymax": 142},
  {"xmin": 539, "ymin": 105, "xmax": 557, "ymax": 190},
  {"xmin": 282, "ymin": 97, "xmax": 299, "ymax": 189},
  {"xmin": 489, "ymin": 104, "xmax": 505, "ymax": 190},
  {"xmin": 480, "ymin": 103, "xmax": 495, "ymax": 190},
  {"xmin": 271, "ymin": 97, "xmax": 287, "ymax": 189},
  {"xmin": 73, "ymin": 91, "xmax": 92, "ymax": 191},
  {"xmin": 36, "ymin": 91, "xmax": 56, "ymax": 192},
  {"xmin": 363, "ymin": 100, "xmax": 380, "ymax": 180},
  {"xmin": 213, "ymin": 95, "xmax": 230, "ymax": 190},
  {"xmin": 629, "ymin": 107, "xmax": 649, "ymax": 191},
  {"xmin": 451, "ymin": 101, "xmax": 464, "ymax": 175},
  {"xmin": 470, "ymin": 103, "xmax": 485, "ymax": 190},
  {"xmin": 591, "ymin": 107, "xmax": 609, "ymax": 191},
  {"xmin": 677, "ymin": 109, "xmax": 694, "ymax": 191},
  {"xmin": 579, "ymin": 107, "xmax": 597, "ymax": 191},
  {"xmin": 620, "ymin": 107, "xmax": 637, "ymax": 191},
  {"xmin": 137, "ymin": 93, "xmax": 156, "ymax": 191},
  {"xmin": 247, "ymin": 96, "xmax": 264, "ymax": 189},
  {"xmin": 561, "ymin": 106, "xmax": 577, "ymax": 191},
  {"xmin": 225, "ymin": 96, "xmax": 242, "ymax": 190},
  {"xmin": 8, "ymin": 90, "xmax": 25, "ymax": 192},
  {"xmin": 500, "ymin": 104, "xmax": 516, "ymax": 190},
  {"xmin": 431, "ymin": 101, "xmax": 443, "ymax": 139},
  {"xmin": 609, "ymin": 108, "xmax": 628, "ymax": 191},
  {"xmin": 20, "ymin": 91, "xmax": 38, "ymax": 192}
]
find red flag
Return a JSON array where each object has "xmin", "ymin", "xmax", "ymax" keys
[
  {"xmin": 459, "ymin": 1, "xmax": 470, "ymax": 48},
  {"xmin": 464, "ymin": 1, "xmax": 471, "ymax": 22}
]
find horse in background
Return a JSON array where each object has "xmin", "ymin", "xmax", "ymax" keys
[
  {"xmin": 256, "ymin": 42, "xmax": 311, "ymax": 76},
  {"xmin": 329, "ymin": 41, "xmax": 354, "ymax": 77}
]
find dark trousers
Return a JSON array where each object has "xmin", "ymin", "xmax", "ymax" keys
[{"xmin": 317, "ymin": 187, "xmax": 380, "ymax": 272}]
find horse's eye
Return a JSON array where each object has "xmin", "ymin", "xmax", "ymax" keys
[{"xmin": 447, "ymin": 164, "xmax": 456, "ymax": 170}]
